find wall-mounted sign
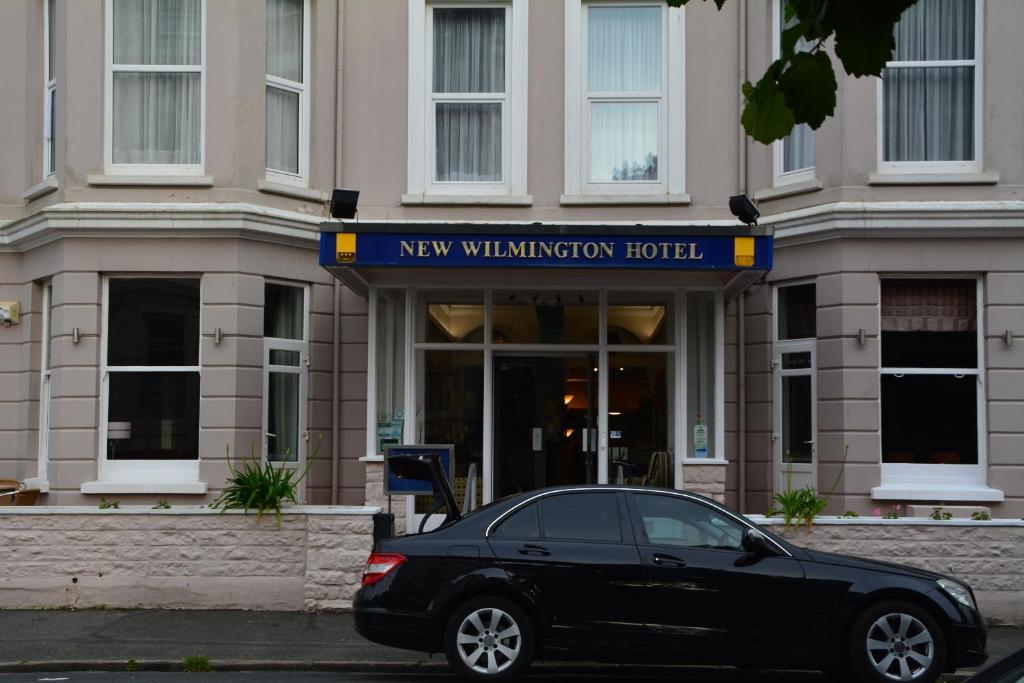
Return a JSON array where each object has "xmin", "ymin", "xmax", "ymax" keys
[
  {"xmin": 383, "ymin": 444, "xmax": 453, "ymax": 496},
  {"xmin": 321, "ymin": 232, "xmax": 772, "ymax": 271}
]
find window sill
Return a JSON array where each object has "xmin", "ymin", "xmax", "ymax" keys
[
  {"xmin": 560, "ymin": 193, "xmax": 691, "ymax": 206},
  {"xmin": 868, "ymin": 171, "xmax": 1000, "ymax": 186},
  {"xmin": 20, "ymin": 478, "xmax": 50, "ymax": 493},
  {"xmin": 871, "ymin": 484, "xmax": 1004, "ymax": 502},
  {"xmin": 681, "ymin": 458, "xmax": 728, "ymax": 466},
  {"xmin": 258, "ymin": 179, "xmax": 329, "ymax": 203},
  {"xmin": 87, "ymin": 174, "xmax": 215, "ymax": 187},
  {"xmin": 402, "ymin": 193, "xmax": 534, "ymax": 206},
  {"xmin": 359, "ymin": 455, "xmax": 385, "ymax": 463},
  {"xmin": 81, "ymin": 481, "xmax": 208, "ymax": 495},
  {"xmin": 22, "ymin": 176, "xmax": 59, "ymax": 202},
  {"xmin": 752, "ymin": 178, "xmax": 823, "ymax": 202}
]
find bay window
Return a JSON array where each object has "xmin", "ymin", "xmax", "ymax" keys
[
  {"xmin": 406, "ymin": 1, "xmax": 528, "ymax": 203},
  {"xmin": 564, "ymin": 2, "xmax": 685, "ymax": 202},
  {"xmin": 106, "ymin": 0, "xmax": 205, "ymax": 174},
  {"xmin": 95, "ymin": 278, "xmax": 201, "ymax": 488},
  {"xmin": 263, "ymin": 282, "xmax": 309, "ymax": 470},
  {"xmin": 879, "ymin": 0, "xmax": 981, "ymax": 172},
  {"xmin": 266, "ymin": 0, "xmax": 309, "ymax": 185},
  {"xmin": 875, "ymin": 277, "xmax": 1000, "ymax": 501}
]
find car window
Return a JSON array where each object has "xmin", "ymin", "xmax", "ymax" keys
[
  {"xmin": 491, "ymin": 504, "xmax": 540, "ymax": 539},
  {"xmin": 539, "ymin": 492, "xmax": 622, "ymax": 543},
  {"xmin": 633, "ymin": 494, "xmax": 745, "ymax": 551}
]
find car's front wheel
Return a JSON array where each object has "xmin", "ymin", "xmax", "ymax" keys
[
  {"xmin": 444, "ymin": 596, "xmax": 535, "ymax": 681},
  {"xmin": 847, "ymin": 600, "xmax": 946, "ymax": 683}
]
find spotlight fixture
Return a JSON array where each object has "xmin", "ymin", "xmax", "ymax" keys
[
  {"xmin": 329, "ymin": 188, "xmax": 360, "ymax": 219},
  {"xmin": 728, "ymin": 194, "xmax": 760, "ymax": 226}
]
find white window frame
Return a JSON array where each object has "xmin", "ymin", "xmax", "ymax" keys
[
  {"xmin": 43, "ymin": 0, "xmax": 56, "ymax": 178},
  {"xmin": 27, "ymin": 283, "xmax": 54, "ymax": 492},
  {"xmin": 96, "ymin": 275, "xmax": 202, "ymax": 485},
  {"xmin": 265, "ymin": 0, "xmax": 311, "ymax": 187},
  {"xmin": 104, "ymin": 0, "xmax": 207, "ymax": 176},
  {"xmin": 564, "ymin": 1, "xmax": 685, "ymax": 202},
  {"xmin": 262, "ymin": 280, "xmax": 310, "ymax": 502},
  {"xmin": 771, "ymin": 0, "xmax": 815, "ymax": 186},
  {"xmin": 771, "ymin": 281, "xmax": 819, "ymax": 495},
  {"xmin": 406, "ymin": 0, "xmax": 529, "ymax": 201},
  {"xmin": 874, "ymin": 275, "xmax": 999, "ymax": 501},
  {"xmin": 875, "ymin": 0, "xmax": 983, "ymax": 175}
]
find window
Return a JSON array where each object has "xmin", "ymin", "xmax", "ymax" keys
[
  {"xmin": 35, "ymin": 283, "xmax": 54, "ymax": 487},
  {"xmin": 686, "ymin": 292, "xmax": 717, "ymax": 460},
  {"xmin": 106, "ymin": 0, "xmax": 205, "ymax": 174},
  {"xmin": 100, "ymin": 278, "xmax": 201, "ymax": 482},
  {"xmin": 492, "ymin": 504, "xmax": 540, "ymax": 539},
  {"xmin": 564, "ymin": 2, "xmax": 685, "ymax": 201},
  {"xmin": 633, "ymin": 493, "xmax": 745, "ymax": 551},
  {"xmin": 879, "ymin": 0, "xmax": 981, "ymax": 172},
  {"xmin": 266, "ymin": 0, "xmax": 309, "ymax": 185},
  {"xmin": 777, "ymin": 283, "xmax": 816, "ymax": 340},
  {"xmin": 539, "ymin": 492, "xmax": 622, "ymax": 542},
  {"xmin": 263, "ymin": 282, "xmax": 309, "ymax": 466},
  {"xmin": 407, "ymin": 1, "xmax": 528, "ymax": 201},
  {"xmin": 880, "ymin": 279, "xmax": 981, "ymax": 467},
  {"xmin": 773, "ymin": 0, "xmax": 814, "ymax": 184},
  {"xmin": 44, "ymin": 0, "xmax": 56, "ymax": 177}
]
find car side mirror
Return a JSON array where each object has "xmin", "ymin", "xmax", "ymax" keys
[{"xmin": 742, "ymin": 528, "xmax": 772, "ymax": 556}]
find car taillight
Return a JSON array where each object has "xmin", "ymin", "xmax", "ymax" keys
[{"xmin": 362, "ymin": 552, "xmax": 406, "ymax": 586}]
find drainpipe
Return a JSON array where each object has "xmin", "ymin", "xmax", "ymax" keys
[
  {"xmin": 330, "ymin": 2, "xmax": 344, "ymax": 505},
  {"xmin": 736, "ymin": 0, "xmax": 749, "ymax": 513}
]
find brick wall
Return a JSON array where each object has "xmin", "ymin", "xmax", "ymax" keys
[
  {"xmin": 0, "ymin": 506, "xmax": 378, "ymax": 611},
  {"xmin": 760, "ymin": 518, "xmax": 1024, "ymax": 625}
]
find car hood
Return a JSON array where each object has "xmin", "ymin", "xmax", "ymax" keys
[{"xmin": 802, "ymin": 548, "xmax": 947, "ymax": 582}]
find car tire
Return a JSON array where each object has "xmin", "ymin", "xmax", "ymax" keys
[
  {"xmin": 847, "ymin": 600, "xmax": 946, "ymax": 683},
  {"xmin": 444, "ymin": 595, "xmax": 536, "ymax": 681}
]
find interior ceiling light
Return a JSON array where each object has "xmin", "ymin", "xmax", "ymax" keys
[{"xmin": 564, "ymin": 394, "xmax": 574, "ymax": 406}]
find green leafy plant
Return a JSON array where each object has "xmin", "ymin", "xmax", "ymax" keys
[
  {"xmin": 970, "ymin": 511, "xmax": 991, "ymax": 521},
  {"xmin": 767, "ymin": 446, "xmax": 848, "ymax": 529},
  {"xmin": 874, "ymin": 505, "xmax": 901, "ymax": 519},
  {"xmin": 125, "ymin": 659, "xmax": 137, "ymax": 672},
  {"xmin": 931, "ymin": 505, "xmax": 953, "ymax": 521},
  {"xmin": 841, "ymin": 510, "xmax": 859, "ymax": 518},
  {"xmin": 182, "ymin": 655, "xmax": 212, "ymax": 673},
  {"xmin": 98, "ymin": 498, "xmax": 120, "ymax": 509},
  {"xmin": 152, "ymin": 499, "xmax": 171, "ymax": 510},
  {"xmin": 211, "ymin": 436, "xmax": 320, "ymax": 527}
]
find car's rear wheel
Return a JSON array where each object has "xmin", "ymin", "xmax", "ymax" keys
[
  {"xmin": 847, "ymin": 600, "xmax": 946, "ymax": 683},
  {"xmin": 444, "ymin": 596, "xmax": 535, "ymax": 681}
]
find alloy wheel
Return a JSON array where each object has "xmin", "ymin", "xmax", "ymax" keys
[
  {"xmin": 865, "ymin": 612, "xmax": 934, "ymax": 681},
  {"xmin": 455, "ymin": 607, "xmax": 522, "ymax": 676}
]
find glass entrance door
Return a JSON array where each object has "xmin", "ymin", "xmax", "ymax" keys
[
  {"xmin": 773, "ymin": 342, "xmax": 817, "ymax": 493},
  {"xmin": 493, "ymin": 355, "xmax": 598, "ymax": 498}
]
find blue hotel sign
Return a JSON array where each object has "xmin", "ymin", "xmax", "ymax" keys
[{"xmin": 320, "ymin": 231, "xmax": 772, "ymax": 271}]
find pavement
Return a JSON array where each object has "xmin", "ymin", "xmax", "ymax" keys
[{"xmin": 0, "ymin": 610, "xmax": 1020, "ymax": 681}]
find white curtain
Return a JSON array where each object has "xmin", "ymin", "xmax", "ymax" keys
[
  {"xmin": 587, "ymin": 6, "xmax": 661, "ymax": 182},
  {"xmin": 587, "ymin": 6, "xmax": 660, "ymax": 92},
  {"xmin": 112, "ymin": 0, "xmax": 201, "ymax": 165},
  {"xmin": 884, "ymin": 0, "xmax": 975, "ymax": 162},
  {"xmin": 433, "ymin": 8, "xmax": 504, "ymax": 182},
  {"xmin": 881, "ymin": 280, "xmax": 976, "ymax": 332},
  {"xmin": 783, "ymin": 123, "xmax": 814, "ymax": 173},
  {"xmin": 590, "ymin": 103, "xmax": 658, "ymax": 181},
  {"xmin": 266, "ymin": 0, "xmax": 303, "ymax": 174}
]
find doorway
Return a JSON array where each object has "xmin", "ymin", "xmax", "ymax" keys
[
  {"xmin": 493, "ymin": 355, "xmax": 598, "ymax": 498},
  {"xmin": 773, "ymin": 342, "xmax": 817, "ymax": 493}
]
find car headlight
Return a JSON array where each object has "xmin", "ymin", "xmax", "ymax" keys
[{"xmin": 938, "ymin": 578, "xmax": 976, "ymax": 611}]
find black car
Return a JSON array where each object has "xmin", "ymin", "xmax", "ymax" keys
[{"xmin": 354, "ymin": 454, "xmax": 988, "ymax": 682}]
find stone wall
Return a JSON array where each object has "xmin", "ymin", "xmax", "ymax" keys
[
  {"xmin": 758, "ymin": 517, "xmax": 1024, "ymax": 625},
  {"xmin": 683, "ymin": 463, "xmax": 727, "ymax": 502},
  {"xmin": 0, "ymin": 506, "xmax": 379, "ymax": 611}
]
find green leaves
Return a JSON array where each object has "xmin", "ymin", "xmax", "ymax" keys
[
  {"xmin": 741, "ymin": 77, "xmax": 794, "ymax": 146},
  {"xmin": 778, "ymin": 51, "xmax": 836, "ymax": 129},
  {"xmin": 211, "ymin": 438, "xmax": 319, "ymax": 527}
]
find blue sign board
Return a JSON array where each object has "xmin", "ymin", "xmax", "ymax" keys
[
  {"xmin": 320, "ymin": 231, "xmax": 772, "ymax": 271},
  {"xmin": 384, "ymin": 444, "xmax": 454, "ymax": 496}
]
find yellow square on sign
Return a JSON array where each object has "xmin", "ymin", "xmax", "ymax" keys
[
  {"xmin": 336, "ymin": 233, "xmax": 356, "ymax": 263},
  {"xmin": 734, "ymin": 237, "xmax": 755, "ymax": 267}
]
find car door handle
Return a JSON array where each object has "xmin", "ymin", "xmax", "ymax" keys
[
  {"xmin": 652, "ymin": 553, "xmax": 687, "ymax": 568},
  {"xmin": 518, "ymin": 544, "xmax": 551, "ymax": 557}
]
